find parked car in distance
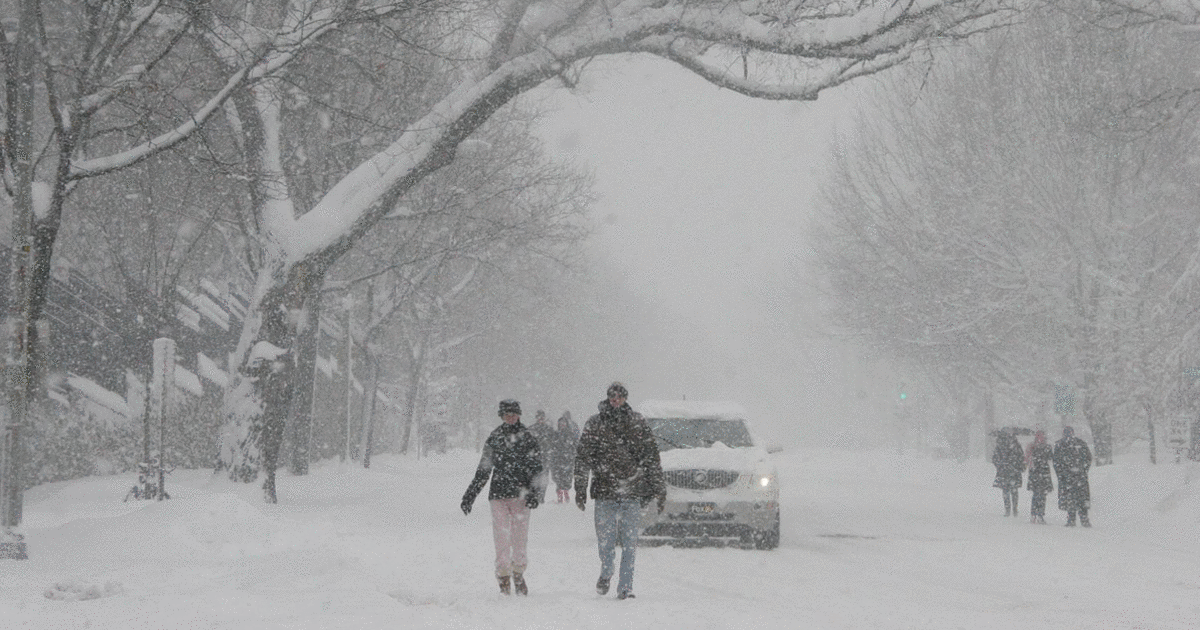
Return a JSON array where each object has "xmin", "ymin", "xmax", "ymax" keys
[{"xmin": 638, "ymin": 400, "xmax": 780, "ymax": 549}]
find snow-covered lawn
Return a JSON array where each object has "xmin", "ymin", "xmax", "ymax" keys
[{"xmin": 2, "ymin": 446, "xmax": 1197, "ymax": 629}]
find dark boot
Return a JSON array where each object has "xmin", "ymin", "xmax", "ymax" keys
[
  {"xmin": 1080, "ymin": 509, "xmax": 1091, "ymax": 528},
  {"xmin": 1065, "ymin": 510, "xmax": 1076, "ymax": 527},
  {"xmin": 596, "ymin": 576, "xmax": 610, "ymax": 595},
  {"xmin": 513, "ymin": 572, "xmax": 528, "ymax": 596},
  {"xmin": 498, "ymin": 576, "xmax": 511, "ymax": 595}
]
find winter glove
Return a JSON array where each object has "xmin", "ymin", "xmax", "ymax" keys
[
  {"xmin": 525, "ymin": 493, "xmax": 539, "ymax": 509},
  {"xmin": 656, "ymin": 493, "xmax": 667, "ymax": 514},
  {"xmin": 461, "ymin": 497, "xmax": 473, "ymax": 516},
  {"xmin": 576, "ymin": 494, "xmax": 587, "ymax": 512}
]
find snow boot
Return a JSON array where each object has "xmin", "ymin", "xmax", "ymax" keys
[
  {"xmin": 498, "ymin": 576, "xmax": 511, "ymax": 595},
  {"xmin": 513, "ymin": 572, "xmax": 528, "ymax": 596},
  {"xmin": 596, "ymin": 576, "xmax": 610, "ymax": 595},
  {"xmin": 618, "ymin": 590, "xmax": 635, "ymax": 600}
]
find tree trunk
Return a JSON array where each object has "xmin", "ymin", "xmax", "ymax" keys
[
  {"xmin": 361, "ymin": 354, "xmax": 379, "ymax": 469},
  {"xmin": 219, "ymin": 256, "xmax": 321, "ymax": 500},
  {"xmin": 1, "ymin": 0, "xmax": 40, "ymax": 559},
  {"xmin": 400, "ymin": 363, "xmax": 422, "ymax": 455},
  {"xmin": 285, "ymin": 275, "xmax": 323, "ymax": 476}
]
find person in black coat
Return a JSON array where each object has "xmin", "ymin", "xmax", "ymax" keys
[
  {"xmin": 527, "ymin": 410, "xmax": 555, "ymax": 504},
  {"xmin": 1053, "ymin": 425, "xmax": 1092, "ymax": 527},
  {"xmin": 551, "ymin": 411, "xmax": 579, "ymax": 503},
  {"xmin": 991, "ymin": 428, "xmax": 1026, "ymax": 517},
  {"xmin": 461, "ymin": 399, "xmax": 543, "ymax": 595},
  {"xmin": 1025, "ymin": 430, "xmax": 1053, "ymax": 524}
]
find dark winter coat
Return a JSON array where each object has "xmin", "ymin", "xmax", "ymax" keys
[
  {"xmin": 461, "ymin": 421, "xmax": 543, "ymax": 505},
  {"xmin": 1026, "ymin": 442, "xmax": 1054, "ymax": 494},
  {"xmin": 528, "ymin": 420, "xmax": 556, "ymax": 465},
  {"xmin": 1053, "ymin": 435, "xmax": 1092, "ymax": 512},
  {"xmin": 991, "ymin": 434, "xmax": 1025, "ymax": 490},
  {"xmin": 527, "ymin": 420, "xmax": 556, "ymax": 494},
  {"xmin": 574, "ymin": 400, "xmax": 665, "ymax": 502},
  {"xmin": 550, "ymin": 417, "xmax": 579, "ymax": 490}
]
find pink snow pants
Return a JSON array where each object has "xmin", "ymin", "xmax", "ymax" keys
[{"xmin": 489, "ymin": 497, "xmax": 530, "ymax": 577}]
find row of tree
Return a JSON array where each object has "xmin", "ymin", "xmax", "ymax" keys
[{"xmin": 806, "ymin": 2, "xmax": 1200, "ymax": 462}]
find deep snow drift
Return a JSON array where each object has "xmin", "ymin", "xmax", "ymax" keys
[{"xmin": 1, "ymin": 445, "xmax": 1197, "ymax": 629}]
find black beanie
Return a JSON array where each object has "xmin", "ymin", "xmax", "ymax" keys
[{"xmin": 498, "ymin": 399, "xmax": 522, "ymax": 417}]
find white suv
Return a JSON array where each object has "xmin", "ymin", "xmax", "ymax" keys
[{"xmin": 638, "ymin": 400, "xmax": 780, "ymax": 549}]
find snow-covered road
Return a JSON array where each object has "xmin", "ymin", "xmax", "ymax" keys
[{"xmin": 2, "ymin": 446, "xmax": 1196, "ymax": 629}]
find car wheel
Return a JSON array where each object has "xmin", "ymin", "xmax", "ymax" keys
[{"xmin": 753, "ymin": 513, "xmax": 781, "ymax": 550}]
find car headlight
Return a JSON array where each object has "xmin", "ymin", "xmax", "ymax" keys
[{"xmin": 755, "ymin": 474, "xmax": 774, "ymax": 488}]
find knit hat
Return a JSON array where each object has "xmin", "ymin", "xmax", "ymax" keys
[
  {"xmin": 607, "ymin": 382, "xmax": 628, "ymax": 398},
  {"xmin": 498, "ymin": 399, "xmax": 521, "ymax": 417}
]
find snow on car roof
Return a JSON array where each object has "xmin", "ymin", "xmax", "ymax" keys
[{"xmin": 637, "ymin": 399, "xmax": 748, "ymax": 419}]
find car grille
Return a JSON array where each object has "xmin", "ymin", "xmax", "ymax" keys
[{"xmin": 664, "ymin": 469, "xmax": 739, "ymax": 490}]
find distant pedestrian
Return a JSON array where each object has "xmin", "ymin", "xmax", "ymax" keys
[
  {"xmin": 1053, "ymin": 425, "xmax": 1092, "ymax": 527},
  {"xmin": 1025, "ymin": 430, "xmax": 1053, "ymax": 524},
  {"xmin": 551, "ymin": 411, "xmax": 579, "ymax": 503},
  {"xmin": 575, "ymin": 382, "xmax": 666, "ymax": 600},
  {"xmin": 992, "ymin": 428, "xmax": 1025, "ymax": 517},
  {"xmin": 460, "ymin": 399, "xmax": 543, "ymax": 595},
  {"xmin": 527, "ymin": 409, "xmax": 555, "ymax": 504}
]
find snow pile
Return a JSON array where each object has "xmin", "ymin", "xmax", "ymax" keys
[{"xmin": 44, "ymin": 579, "xmax": 124, "ymax": 601}]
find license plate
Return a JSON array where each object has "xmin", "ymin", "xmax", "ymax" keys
[{"xmin": 688, "ymin": 502, "xmax": 715, "ymax": 514}]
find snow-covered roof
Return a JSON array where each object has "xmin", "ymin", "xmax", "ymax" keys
[{"xmin": 637, "ymin": 400, "xmax": 748, "ymax": 420}]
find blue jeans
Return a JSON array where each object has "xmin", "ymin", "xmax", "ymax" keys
[{"xmin": 594, "ymin": 498, "xmax": 643, "ymax": 594}]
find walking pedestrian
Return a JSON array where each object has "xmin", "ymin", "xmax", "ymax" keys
[
  {"xmin": 992, "ymin": 428, "xmax": 1025, "ymax": 517},
  {"xmin": 528, "ymin": 410, "xmax": 555, "ymax": 504},
  {"xmin": 461, "ymin": 399, "xmax": 543, "ymax": 595},
  {"xmin": 574, "ymin": 382, "xmax": 666, "ymax": 600},
  {"xmin": 551, "ymin": 411, "xmax": 579, "ymax": 503},
  {"xmin": 1053, "ymin": 425, "xmax": 1092, "ymax": 527},
  {"xmin": 1025, "ymin": 430, "xmax": 1053, "ymax": 524}
]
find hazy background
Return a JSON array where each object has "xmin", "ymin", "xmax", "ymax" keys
[{"xmin": 529, "ymin": 57, "xmax": 888, "ymax": 448}]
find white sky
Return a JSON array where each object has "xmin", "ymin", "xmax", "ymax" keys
[
  {"xmin": 531, "ymin": 58, "xmax": 879, "ymax": 443},
  {"xmin": 536, "ymin": 56, "xmax": 855, "ymax": 345}
]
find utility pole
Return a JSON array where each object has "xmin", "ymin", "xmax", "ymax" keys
[{"xmin": 343, "ymin": 295, "xmax": 353, "ymax": 463}]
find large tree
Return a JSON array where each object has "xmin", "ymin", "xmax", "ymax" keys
[
  {"xmin": 807, "ymin": 5, "xmax": 1200, "ymax": 458},
  {"xmin": 213, "ymin": 0, "xmax": 1018, "ymax": 502}
]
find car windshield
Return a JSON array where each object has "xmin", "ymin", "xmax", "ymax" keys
[{"xmin": 647, "ymin": 417, "xmax": 754, "ymax": 451}]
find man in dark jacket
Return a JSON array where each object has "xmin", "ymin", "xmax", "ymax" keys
[
  {"xmin": 574, "ymin": 382, "xmax": 666, "ymax": 600},
  {"xmin": 461, "ymin": 399, "xmax": 543, "ymax": 595},
  {"xmin": 1053, "ymin": 425, "xmax": 1092, "ymax": 527}
]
